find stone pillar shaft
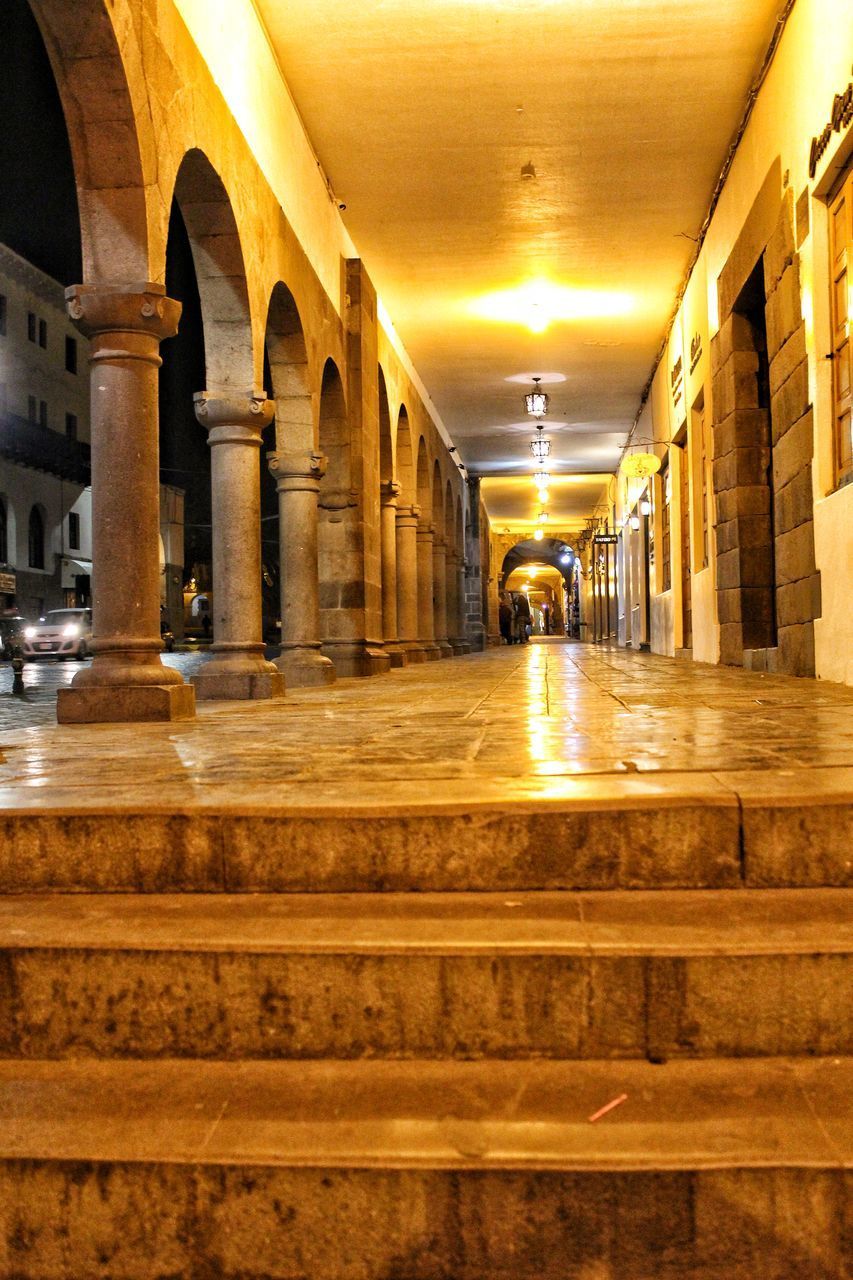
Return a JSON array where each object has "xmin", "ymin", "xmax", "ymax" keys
[
  {"xmin": 417, "ymin": 520, "xmax": 440, "ymax": 659},
  {"xmin": 395, "ymin": 504, "xmax": 426, "ymax": 662},
  {"xmin": 57, "ymin": 282, "xmax": 194, "ymax": 723},
  {"xmin": 381, "ymin": 481, "xmax": 407, "ymax": 666},
  {"xmin": 268, "ymin": 450, "xmax": 335, "ymax": 687},
  {"xmin": 432, "ymin": 535, "xmax": 452, "ymax": 658},
  {"xmin": 192, "ymin": 391, "xmax": 284, "ymax": 700}
]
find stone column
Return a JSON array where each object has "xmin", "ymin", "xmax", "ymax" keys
[
  {"xmin": 57, "ymin": 282, "xmax": 194, "ymax": 724},
  {"xmin": 464, "ymin": 476, "xmax": 487, "ymax": 651},
  {"xmin": 395, "ymin": 504, "xmax": 426, "ymax": 663},
  {"xmin": 447, "ymin": 549, "xmax": 470, "ymax": 655},
  {"xmin": 416, "ymin": 519, "xmax": 441, "ymax": 660},
  {"xmin": 432, "ymin": 535, "xmax": 453, "ymax": 658},
  {"xmin": 380, "ymin": 480, "xmax": 407, "ymax": 667},
  {"xmin": 267, "ymin": 450, "xmax": 336, "ymax": 687},
  {"xmin": 191, "ymin": 391, "xmax": 284, "ymax": 700}
]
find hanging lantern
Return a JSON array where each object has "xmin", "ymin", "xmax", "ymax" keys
[
  {"xmin": 530, "ymin": 425, "xmax": 551, "ymax": 460},
  {"xmin": 524, "ymin": 376, "xmax": 550, "ymax": 419},
  {"xmin": 621, "ymin": 451, "xmax": 661, "ymax": 479},
  {"xmin": 533, "ymin": 470, "xmax": 550, "ymax": 487}
]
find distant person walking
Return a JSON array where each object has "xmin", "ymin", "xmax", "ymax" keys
[{"xmin": 513, "ymin": 591, "xmax": 531, "ymax": 644}]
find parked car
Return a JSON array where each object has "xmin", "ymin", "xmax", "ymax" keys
[
  {"xmin": 0, "ymin": 615, "xmax": 31, "ymax": 660},
  {"xmin": 22, "ymin": 608, "xmax": 93, "ymax": 660}
]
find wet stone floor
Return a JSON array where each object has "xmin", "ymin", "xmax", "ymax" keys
[{"xmin": 0, "ymin": 639, "xmax": 851, "ymax": 809}]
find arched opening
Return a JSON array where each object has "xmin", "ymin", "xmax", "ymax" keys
[
  {"xmin": 159, "ymin": 197, "xmax": 208, "ymax": 641},
  {"xmin": 396, "ymin": 406, "xmax": 414, "ymax": 505},
  {"xmin": 500, "ymin": 538, "xmax": 577, "ymax": 639},
  {"xmin": 0, "ymin": 497, "xmax": 8, "ymax": 567},
  {"xmin": 377, "ymin": 365, "xmax": 401, "ymax": 658},
  {"xmin": 431, "ymin": 460, "xmax": 450, "ymax": 654},
  {"xmin": 318, "ymin": 358, "xmax": 364, "ymax": 670},
  {"xmin": 161, "ymin": 148, "xmax": 255, "ymax": 649},
  {"xmin": 415, "ymin": 437, "xmax": 438, "ymax": 656},
  {"xmin": 264, "ymin": 283, "xmax": 313, "ymax": 647}
]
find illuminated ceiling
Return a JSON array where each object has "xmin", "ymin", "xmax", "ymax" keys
[
  {"xmin": 481, "ymin": 474, "xmax": 611, "ymax": 533},
  {"xmin": 255, "ymin": 0, "xmax": 785, "ymax": 523}
]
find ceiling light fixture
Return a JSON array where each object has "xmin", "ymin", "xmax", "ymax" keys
[
  {"xmin": 530, "ymin": 426, "xmax": 551, "ymax": 460},
  {"xmin": 524, "ymin": 377, "xmax": 550, "ymax": 419},
  {"xmin": 533, "ymin": 529, "xmax": 544, "ymax": 541},
  {"xmin": 533, "ymin": 470, "xmax": 550, "ymax": 487}
]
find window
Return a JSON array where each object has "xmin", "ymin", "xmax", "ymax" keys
[
  {"xmin": 27, "ymin": 312, "xmax": 36, "ymax": 343},
  {"xmin": 65, "ymin": 336, "xmax": 77, "ymax": 374},
  {"xmin": 65, "ymin": 412, "xmax": 78, "ymax": 441},
  {"xmin": 660, "ymin": 457, "xmax": 672, "ymax": 593},
  {"xmin": 39, "ymin": 400, "xmax": 48, "ymax": 429},
  {"xmin": 0, "ymin": 294, "xmax": 6, "ymax": 337},
  {"xmin": 28, "ymin": 506, "xmax": 45, "ymax": 570},
  {"xmin": 38, "ymin": 318, "xmax": 47, "ymax": 349},
  {"xmin": 0, "ymin": 498, "xmax": 7, "ymax": 564},
  {"xmin": 68, "ymin": 511, "xmax": 80, "ymax": 551},
  {"xmin": 27, "ymin": 395, "xmax": 36, "ymax": 423},
  {"xmin": 829, "ymin": 165, "xmax": 853, "ymax": 485}
]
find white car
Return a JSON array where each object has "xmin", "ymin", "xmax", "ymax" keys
[{"xmin": 22, "ymin": 608, "xmax": 93, "ymax": 661}]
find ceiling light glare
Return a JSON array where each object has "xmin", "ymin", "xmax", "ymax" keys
[
  {"xmin": 537, "ymin": 488, "xmax": 549, "ymax": 504},
  {"xmin": 533, "ymin": 529, "xmax": 544, "ymax": 541},
  {"xmin": 470, "ymin": 279, "xmax": 634, "ymax": 334}
]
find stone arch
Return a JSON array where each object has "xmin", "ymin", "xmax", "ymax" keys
[
  {"xmin": 455, "ymin": 493, "xmax": 464, "ymax": 558},
  {"xmin": 171, "ymin": 148, "xmax": 254, "ymax": 390},
  {"xmin": 396, "ymin": 406, "xmax": 414, "ymax": 504},
  {"xmin": 378, "ymin": 365, "xmax": 393, "ymax": 487},
  {"xmin": 444, "ymin": 479, "xmax": 455, "ymax": 549},
  {"xmin": 501, "ymin": 536, "xmax": 575, "ymax": 638},
  {"xmin": 28, "ymin": 0, "xmax": 151, "ymax": 280}
]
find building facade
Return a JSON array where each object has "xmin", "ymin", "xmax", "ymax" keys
[{"xmin": 0, "ymin": 242, "xmax": 92, "ymax": 617}]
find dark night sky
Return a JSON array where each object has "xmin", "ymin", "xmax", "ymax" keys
[
  {"xmin": 0, "ymin": 0, "xmax": 81, "ymax": 285},
  {"xmin": 1, "ymin": 0, "xmax": 281, "ymax": 594}
]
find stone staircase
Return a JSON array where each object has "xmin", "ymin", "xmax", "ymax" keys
[{"xmin": 0, "ymin": 783, "xmax": 849, "ymax": 1279}]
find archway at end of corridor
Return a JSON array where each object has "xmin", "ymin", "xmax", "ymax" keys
[{"xmin": 500, "ymin": 538, "xmax": 579, "ymax": 640}]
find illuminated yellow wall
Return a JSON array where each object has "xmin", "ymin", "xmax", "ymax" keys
[{"xmin": 617, "ymin": 0, "xmax": 853, "ymax": 682}]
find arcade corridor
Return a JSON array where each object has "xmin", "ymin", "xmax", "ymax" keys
[{"xmin": 0, "ymin": 0, "xmax": 851, "ymax": 1273}]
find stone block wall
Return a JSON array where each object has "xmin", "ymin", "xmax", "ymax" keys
[
  {"xmin": 710, "ymin": 189, "xmax": 821, "ymax": 675},
  {"xmin": 763, "ymin": 195, "xmax": 821, "ymax": 677}
]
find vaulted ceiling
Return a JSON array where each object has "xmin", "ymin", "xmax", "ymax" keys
[{"xmin": 256, "ymin": 0, "xmax": 785, "ymax": 526}]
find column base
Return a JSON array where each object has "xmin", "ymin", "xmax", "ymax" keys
[
  {"xmin": 383, "ymin": 641, "xmax": 409, "ymax": 668},
  {"xmin": 275, "ymin": 647, "xmax": 336, "ymax": 688},
  {"xmin": 450, "ymin": 639, "xmax": 471, "ymax": 656},
  {"xmin": 402, "ymin": 642, "xmax": 428, "ymax": 664},
  {"xmin": 437, "ymin": 641, "xmax": 454, "ymax": 659},
  {"xmin": 193, "ymin": 669, "xmax": 285, "ymax": 700},
  {"xmin": 322, "ymin": 642, "xmax": 392, "ymax": 678},
  {"xmin": 57, "ymin": 682, "xmax": 196, "ymax": 724},
  {"xmin": 421, "ymin": 643, "xmax": 442, "ymax": 662}
]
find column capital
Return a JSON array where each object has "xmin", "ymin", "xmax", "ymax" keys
[
  {"xmin": 194, "ymin": 389, "xmax": 273, "ymax": 446},
  {"xmin": 417, "ymin": 520, "xmax": 435, "ymax": 539},
  {"xmin": 395, "ymin": 503, "xmax": 420, "ymax": 526},
  {"xmin": 381, "ymin": 479, "xmax": 402, "ymax": 506},
  {"xmin": 432, "ymin": 533, "xmax": 447, "ymax": 551},
  {"xmin": 65, "ymin": 282, "xmax": 181, "ymax": 361},
  {"xmin": 268, "ymin": 449, "xmax": 327, "ymax": 493}
]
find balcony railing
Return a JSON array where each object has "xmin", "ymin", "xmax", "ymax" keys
[{"xmin": 0, "ymin": 410, "xmax": 91, "ymax": 484}]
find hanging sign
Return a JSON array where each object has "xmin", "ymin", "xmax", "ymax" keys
[{"xmin": 809, "ymin": 76, "xmax": 853, "ymax": 178}]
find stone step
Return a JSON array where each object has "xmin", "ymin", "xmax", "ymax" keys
[
  {"xmin": 1, "ymin": 889, "xmax": 849, "ymax": 1060},
  {"xmin": 0, "ymin": 767, "xmax": 850, "ymax": 892},
  {"xmin": 0, "ymin": 1056, "xmax": 847, "ymax": 1278}
]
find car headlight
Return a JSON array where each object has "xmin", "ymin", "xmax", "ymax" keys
[
  {"xmin": 24, "ymin": 627, "xmax": 37, "ymax": 639},
  {"xmin": 62, "ymin": 623, "xmax": 80, "ymax": 638}
]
